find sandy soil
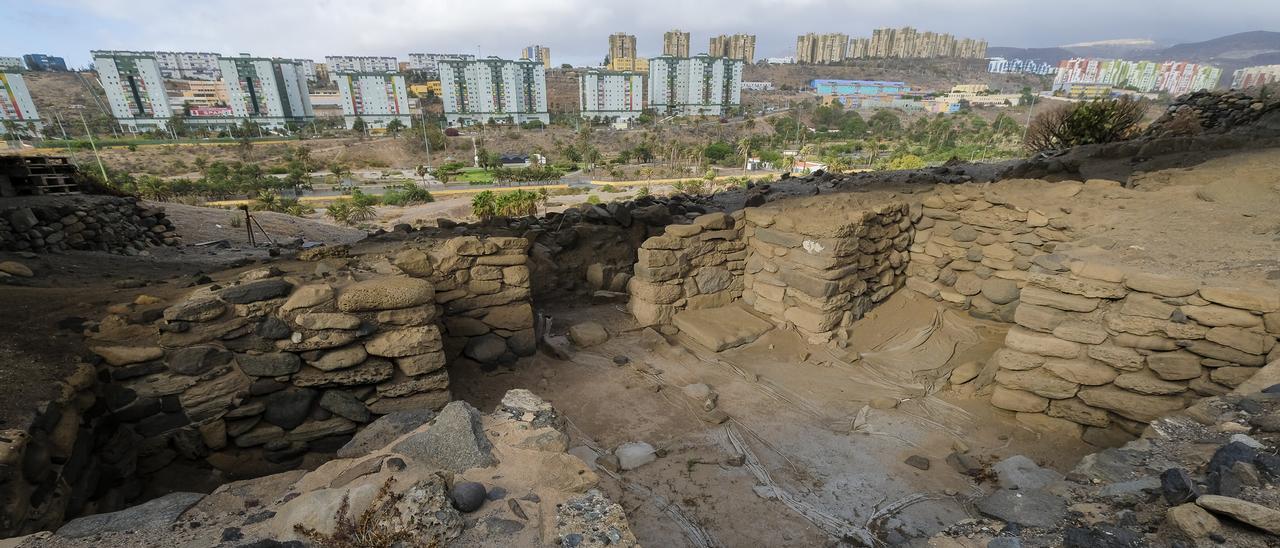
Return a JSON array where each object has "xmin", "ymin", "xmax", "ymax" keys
[{"xmin": 451, "ymin": 292, "xmax": 1094, "ymax": 547}]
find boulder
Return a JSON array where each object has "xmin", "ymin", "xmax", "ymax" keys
[
  {"xmin": 309, "ymin": 345, "xmax": 369, "ymax": 371},
  {"xmin": 166, "ymin": 345, "xmax": 233, "ymax": 376},
  {"xmin": 393, "ymin": 401, "xmax": 495, "ymax": 472},
  {"xmin": 568, "ymin": 322, "xmax": 610, "ymax": 347},
  {"xmin": 993, "ymin": 455, "xmax": 1064, "ymax": 491},
  {"xmin": 319, "ymin": 390, "xmax": 372, "ymax": 423},
  {"xmin": 337, "ymin": 277, "xmax": 435, "ymax": 312},
  {"xmin": 337, "ymin": 409, "xmax": 436, "ymax": 458},
  {"xmin": 1196, "ymin": 494, "xmax": 1280, "ymax": 535},
  {"xmin": 1167, "ymin": 503, "xmax": 1220, "ymax": 538},
  {"xmin": 163, "ymin": 297, "xmax": 226, "ymax": 322},
  {"xmin": 294, "ymin": 313, "xmax": 362, "ymax": 331},
  {"xmin": 219, "ymin": 279, "xmax": 294, "ymax": 304},
  {"xmin": 263, "ymin": 388, "xmax": 318, "ymax": 430},
  {"xmin": 1077, "ymin": 386, "xmax": 1186, "ymax": 423},
  {"xmin": 92, "ymin": 345, "xmax": 164, "ymax": 366},
  {"xmin": 976, "ymin": 489, "xmax": 1067, "ymax": 529},
  {"xmin": 450, "ymin": 481, "xmax": 487, "ymax": 513},
  {"xmin": 464, "ymin": 334, "xmax": 508, "ymax": 364},
  {"xmin": 615, "ymin": 442, "xmax": 657, "ymax": 470}
]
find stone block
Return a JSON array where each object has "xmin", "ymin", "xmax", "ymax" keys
[
  {"xmin": 1077, "ymin": 386, "xmax": 1185, "ymax": 423},
  {"xmin": 1005, "ymin": 327, "xmax": 1080, "ymax": 359},
  {"xmin": 1146, "ymin": 351, "xmax": 1204, "ymax": 381},
  {"xmin": 1113, "ymin": 371, "xmax": 1188, "ymax": 395},
  {"xmin": 1028, "ymin": 272, "xmax": 1127, "ymax": 299},
  {"xmin": 1124, "ymin": 272, "xmax": 1199, "ymax": 297},
  {"xmin": 1046, "ymin": 398, "xmax": 1110, "ymax": 427},
  {"xmin": 1205, "ymin": 326, "xmax": 1275, "ymax": 356},
  {"xmin": 996, "ymin": 368, "xmax": 1080, "ymax": 399},
  {"xmin": 1086, "ymin": 344, "xmax": 1145, "ymax": 371},
  {"xmin": 1043, "ymin": 358, "xmax": 1118, "ymax": 386},
  {"xmin": 1020, "ymin": 286, "xmax": 1100, "ymax": 312},
  {"xmin": 991, "ymin": 386, "xmax": 1048, "ymax": 413},
  {"xmin": 1198, "ymin": 286, "xmax": 1280, "ymax": 313}
]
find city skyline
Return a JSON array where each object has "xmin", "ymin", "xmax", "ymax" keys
[{"xmin": 2, "ymin": 0, "xmax": 1274, "ymax": 68}]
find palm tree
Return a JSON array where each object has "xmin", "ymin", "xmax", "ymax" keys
[{"xmin": 737, "ymin": 138, "xmax": 752, "ymax": 171}]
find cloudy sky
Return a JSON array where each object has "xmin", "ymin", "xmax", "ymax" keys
[{"xmin": 1, "ymin": 0, "xmax": 1272, "ymax": 67}]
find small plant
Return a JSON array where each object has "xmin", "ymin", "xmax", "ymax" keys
[
  {"xmin": 293, "ymin": 478, "xmax": 413, "ymax": 548},
  {"xmin": 586, "ymin": 195, "xmax": 602, "ymax": 205},
  {"xmin": 227, "ymin": 212, "xmax": 243, "ymax": 228},
  {"xmin": 599, "ymin": 184, "xmax": 617, "ymax": 193},
  {"xmin": 636, "ymin": 186, "xmax": 650, "ymax": 197}
]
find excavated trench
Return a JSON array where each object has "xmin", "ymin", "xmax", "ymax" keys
[{"xmin": 4, "ymin": 166, "xmax": 1280, "ymax": 546}]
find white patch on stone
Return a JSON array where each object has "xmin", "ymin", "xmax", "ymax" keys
[{"xmin": 802, "ymin": 240, "xmax": 824, "ymax": 255}]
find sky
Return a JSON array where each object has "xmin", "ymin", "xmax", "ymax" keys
[{"xmin": 0, "ymin": 0, "xmax": 1274, "ymax": 68}]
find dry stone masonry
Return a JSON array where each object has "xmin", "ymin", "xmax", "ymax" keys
[
  {"xmin": 1, "ymin": 196, "xmax": 180, "ymax": 254},
  {"xmin": 628, "ymin": 211, "xmax": 747, "ymax": 327},
  {"xmin": 905, "ymin": 184, "xmax": 1076, "ymax": 322},
  {"xmin": 985, "ymin": 263, "xmax": 1280, "ymax": 444},
  {"xmin": 741, "ymin": 200, "xmax": 911, "ymax": 345},
  {"xmin": 0, "ymin": 234, "xmax": 538, "ymax": 537}
]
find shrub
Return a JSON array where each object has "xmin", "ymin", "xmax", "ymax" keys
[
  {"xmin": 293, "ymin": 478, "xmax": 411, "ymax": 547},
  {"xmin": 599, "ymin": 184, "xmax": 616, "ymax": 193},
  {"xmin": 381, "ymin": 182, "xmax": 435, "ymax": 206},
  {"xmin": 886, "ymin": 154, "xmax": 926, "ymax": 170},
  {"xmin": 1025, "ymin": 97, "xmax": 1146, "ymax": 152},
  {"xmin": 472, "ymin": 189, "xmax": 543, "ymax": 219},
  {"xmin": 636, "ymin": 186, "xmax": 650, "ymax": 197},
  {"xmin": 586, "ymin": 195, "xmax": 602, "ymax": 205}
]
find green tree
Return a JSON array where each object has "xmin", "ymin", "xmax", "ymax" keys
[
  {"xmin": 385, "ymin": 118, "xmax": 405, "ymax": 135},
  {"xmin": 351, "ymin": 117, "xmax": 368, "ymax": 134}
]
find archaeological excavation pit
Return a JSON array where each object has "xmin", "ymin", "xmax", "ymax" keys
[{"xmin": 2, "ymin": 94, "xmax": 1280, "ymax": 547}]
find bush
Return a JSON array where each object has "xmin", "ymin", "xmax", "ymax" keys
[
  {"xmin": 1025, "ymin": 97, "xmax": 1146, "ymax": 152},
  {"xmin": 472, "ymin": 189, "xmax": 544, "ymax": 219},
  {"xmin": 599, "ymin": 184, "xmax": 616, "ymax": 193},
  {"xmin": 585, "ymin": 195, "xmax": 602, "ymax": 205},
  {"xmin": 381, "ymin": 182, "xmax": 435, "ymax": 206}
]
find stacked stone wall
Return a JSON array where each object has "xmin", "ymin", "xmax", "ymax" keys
[
  {"xmin": 0, "ymin": 235, "xmax": 536, "ymax": 537},
  {"xmin": 741, "ymin": 202, "xmax": 911, "ymax": 345},
  {"xmin": 905, "ymin": 188, "xmax": 1074, "ymax": 322},
  {"xmin": 986, "ymin": 262, "xmax": 1280, "ymax": 444},
  {"xmin": 0, "ymin": 365, "xmax": 97, "ymax": 536},
  {"xmin": 627, "ymin": 212, "xmax": 747, "ymax": 326},
  {"xmin": 400, "ymin": 236, "xmax": 537, "ymax": 369},
  {"xmin": 0, "ymin": 196, "xmax": 180, "ymax": 254}
]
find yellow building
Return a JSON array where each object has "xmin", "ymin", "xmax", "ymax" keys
[
  {"xmin": 410, "ymin": 81, "xmax": 442, "ymax": 96},
  {"xmin": 167, "ymin": 79, "xmax": 230, "ymax": 108},
  {"xmin": 1062, "ymin": 83, "xmax": 1114, "ymax": 99},
  {"xmin": 951, "ymin": 84, "xmax": 989, "ymax": 94},
  {"xmin": 608, "ymin": 57, "xmax": 648, "ymax": 72}
]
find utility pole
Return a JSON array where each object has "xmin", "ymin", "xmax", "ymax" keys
[
  {"xmin": 420, "ymin": 110, "xmax": 431, "ymax": 167},
  {"xmin": 73, "ymin": 106, "xmax": 109, "ymax": 184}
]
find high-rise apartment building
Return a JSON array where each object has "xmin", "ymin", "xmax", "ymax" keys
[
  {"xmin": 850, "ymin": 27, "xmax": 986, "ymax": 60},
  {"xmin": 1053, "ymin": 58, "xmax": 1221, "ymax": 95},
  {"xmin": 709, "ymin": 34, "xmax": 757, "ymax": 63},
  {"xmin": 795, "ymin": 33, "xmax": 848, "ymax": 64},
  {"xmin": 407, "ymin": 53, "xmax": 476, "ymax": 78},
  {"xmin": 218, "ymin": 55, "xmax": 314, "ymax": 129},
  {"xmin": 579, "ymin": 69, "xmax": 644, "ymax": 121},
  {"xmin": 1232, "ymin": 65, "xmax": 1280, "ymax": 89},
  {"xmin": 609, "ymin": 33, "xmax": 638, "ymax": 63},
  {"xmin": 334, "ymin": 72, "xmax": 411, "ymax": 130},
  {"xmin": 664, "ymin": 30, "xmax": 691, "ymax": 57},
  {"xmin": 293, "ymin": 59, "xmax": 318, "ymax": 83},
  {"xmin": 22, "ymin": 53, "xmax": 68, "ymax": 72},
  {"xmin": 648, "ymin": 55, "xmax": 743, "ymax": 116},
  {"xmin": 544, "ymin": 68, "xmax": 582, "ymax": 114},
  {"xmin": 325, "ymin": 56, "xmax": 399, "ymax": 73},
  {"xmin": 521, "ymin": 45, "xmax": 552, "ymax": 68},
  {"xmin": 0, "ymin": 57, "xmax": 22, "ymax": 71},
  {"xmin": 92, "ymin": 50, "xmax": 175, "ymax": 131},
  {"xmin": 438, "ymin": 57, "xmax": 549, "ymax": 126},
  {"xmin": 0, "ymin": 70, "xmax": 41, "ymax": 135},
  {"xmin": 607, "ymin": 57, "xmax": 648, "ymax": 72}
]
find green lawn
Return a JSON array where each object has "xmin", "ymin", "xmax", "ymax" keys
[{"xmin": 458, "ymin": 168, "xmax": 494, "ymax": 184}]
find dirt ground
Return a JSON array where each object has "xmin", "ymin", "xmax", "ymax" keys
[{"xmin": 451, "ymin": 292, "xmax": 1095, "ymax": 547}]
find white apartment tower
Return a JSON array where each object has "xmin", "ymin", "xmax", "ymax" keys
[
  {"xmin": 219, "ymin": 55, "xmax": 314, "ymax": 129},
  {"xmin": 407, "ymin": 53, "xmax": 476, "ymax": 77},
  {"xmin": 334, "ymin": 72, "xmax": 411, "ymax": 130},
  {"xmin": 648, "ymin": 55, "xmax": 743, "ymax": 116},
  {"xmin": 92, "ymin": 50, "xmax": 174, "ymax": 131},
  {"xmin": 0, "ymin": 71, "xmax": 41, "ymax": 135},
  {"xmin": 579, "ymin": 69, "xmax": 644, "ymax": 121},
  {"xmin": 439, "ymin": 57, "xmax": 550, "ymax": 126},
  {"xmin": 325, "ymin": 56, "xmax": 399, "ymax": 73}
]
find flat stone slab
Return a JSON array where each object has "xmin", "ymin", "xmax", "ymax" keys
[
  {"xmin": 673, "ymin": 305, "xmax": 774, "ymax": 352},
  {"xmin": 56, "ymin": 492, "xmax": 205, "ymax": 538}
]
